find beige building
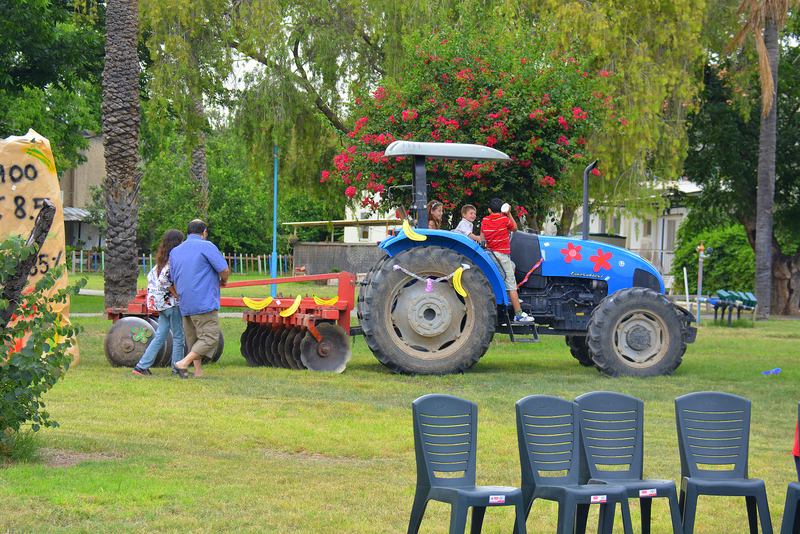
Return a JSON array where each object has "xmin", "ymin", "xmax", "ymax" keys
[{"xmin": 60, "ymin": 133, "xmax": 104, "ymax": 249}]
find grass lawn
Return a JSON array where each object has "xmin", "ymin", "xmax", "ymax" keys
[{"xmin": 2, "ymin": 312, "xmax": 799, "ymax": 533}]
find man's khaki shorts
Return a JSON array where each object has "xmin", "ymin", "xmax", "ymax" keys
[{"xmin": 183, "ymin": 310, "xmax": 220, "ymax": 357}]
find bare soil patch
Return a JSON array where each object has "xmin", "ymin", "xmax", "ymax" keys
[{"xmin": 39, "ymin": 448, "xmax": 124, "ymax": 468}]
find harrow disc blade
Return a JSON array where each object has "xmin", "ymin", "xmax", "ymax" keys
[
  {"xmin": 283, "ymin": 328, "xmax": 304, "ymax": 369},
  {"xmin": 252, "ymin": 326, "xmax": 269, "ymax": 366},
  {"xmin": 292, "ymin": 328, "xmax": 304, "ymax": 366},
  {"xmin": 103, "ymin": 316, "xmax": 157, "ymax": 368},
  {"xmin": 299, "ymin": 323, "xmax": 351, "ymax": 373},
  {"xmin": 272, "ymin": 327, "xmax": 289, "ymax": 368},
  {"xmin": 277, "ymin": 328, "xmax": 299, "ymax": 370},
  {"xmin": 240, "ymin": 323, "xmax": 258, "ymax": 366},
  {"xmin": 263, "ymin": 328, "xmax": 276, "ymax": 367}
]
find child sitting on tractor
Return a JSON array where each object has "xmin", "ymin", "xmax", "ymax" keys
[
  {"xmin": 480, "ymin": 198, "xmax": 534, "ymax": 323},
  {"xmin": 453, "ymin": 204, "xmax": 483, "ymax": 244}
]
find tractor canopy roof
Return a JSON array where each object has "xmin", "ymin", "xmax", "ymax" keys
[{"xmin": 384, "ymin": 141, "xmax": 511, "ymax": 162}]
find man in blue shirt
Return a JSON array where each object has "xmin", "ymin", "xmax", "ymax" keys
[{"xmin": 170, "ymin": 219, "xmax": 229, "ymax": 378}]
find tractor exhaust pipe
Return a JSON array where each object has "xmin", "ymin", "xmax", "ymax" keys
[{"xmin": 582, "ymin": 160, "xmax": 598, "ymax": 241}]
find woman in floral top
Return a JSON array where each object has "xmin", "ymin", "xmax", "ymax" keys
[{"xmin": 133, "ymin": 229, "xmax": 185, "ymax": 375}]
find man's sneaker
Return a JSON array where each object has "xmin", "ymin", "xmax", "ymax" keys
[
  {"xmin": 514, "ymin": 311, "xmax": 535, "ymax": 323},
  {"xmin": 132, "ymin": 366, "xmax": 152, "ymax": 376}
]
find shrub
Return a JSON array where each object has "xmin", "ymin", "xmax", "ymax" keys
[
  {"xmin": 0, "ymin": 237, "xmax": 84, "ymax": 450},
  {"xmin": 670, "ymin": 224, "xmax": 755, "ymax": 295}
]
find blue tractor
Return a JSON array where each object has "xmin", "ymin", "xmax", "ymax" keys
[{"xmin": 356, "ymin": 141, "xmax": 697, "ymax": 377}]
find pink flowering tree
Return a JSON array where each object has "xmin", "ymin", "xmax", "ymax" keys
[{"xmin": 322, "ymin": 29, "xmax": 618, "ymax": 231}]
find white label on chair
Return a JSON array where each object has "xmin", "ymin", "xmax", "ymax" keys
[
  {"xmin": 489, "ymin": 495, "xmax": 506, "ymax": 504},
  {"xmin": 590, "ymin": 495, "xmax": 607, "ymax": 503},
  {"xmin": 640, "ymin": 488, "xmax": 657, "ymax": 497}
]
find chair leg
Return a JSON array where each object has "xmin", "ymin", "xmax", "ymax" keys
[
  {"xmin": 514, "ymin": 499, "xmax": 529, "ymax": 534},
  {"xmin": 557, "ymin": 500, "xmax": 574, "ymax": 534},
  {"xmin": 575, "ymin": 503, "xmax": 589, "ymax": 534},
  {"xmin": 597, "ymin": 502, "xmax": 615, "ymax": 534},
  {"xmin": 514, "ymin": 491, "xmax": 535, "ymax": 534},
  {"xmin": 407, "ymin": 490, "xmax": 429, "ymax": 534},
  {"xmin": 755, "ymin": 485, "xmax": 774, "ymax": 534},
  {"xmin": 449, "ymin": 500, "xmax": 470, "ymax": 534},
  {"xmin": 667, "ymin": 491, "xmax": 684, "ymax": 534},
  {"xmin": 746, "ymin": 496, "xmax": 759, "ymax": 534},
  {"xmin": 680, "ymin": 487, "xmax": 698, "ymax": 534},
  {"xmin": 619, "ymin": 498, "xmax": 635, "ymax": 534},
  {"xmin": 470, "ymin": 506, "xmax": 486, "ymax": 534},
  {"xmin": 640, "ymin": 497, "xmax": 652, "ymax": 534},
  {"xmin": 785, "ymin": 486, "xmax": 800, "ymax": 534}
]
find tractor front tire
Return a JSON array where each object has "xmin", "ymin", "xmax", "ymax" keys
[
  {"xmin": 358, "ymin": 246, "xmax": 496, "ymax": 375},
  {"xmin": 587, "ymin": 287, "xmax": 685, "ymax": 378}
]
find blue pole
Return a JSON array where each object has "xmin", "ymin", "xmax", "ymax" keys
[{"xmin": 271, "ymin": 147, "xmax": 278, "ymax": 297}]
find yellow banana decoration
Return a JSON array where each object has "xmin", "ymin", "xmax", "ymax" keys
[
  {"xmin": 313, "ymin": 295, "xmax": 339, "ymax": 306},
  {"xmin": 452, "ymin": 267, "xmax": 467, "ymax": 297},
  {"xmin": 403, "ymin": 220, "xmax": 427, "ymax": 241},
  {"xmin": 243, "ymin": 296, "xmax": 273, "ymax": 310},
  {"xmin": 279, "ymin": 295, "xmax": 302, "ymax": 317}
]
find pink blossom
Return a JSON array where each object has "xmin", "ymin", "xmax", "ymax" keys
[
  {"xmin": 557, "ymin": 136, "xmax": 569, "ymax": 146},
  {"xmin": 345, "ymin": 186, "xmax": 357, "ymax": 198},
  {"xmin": 401, "ymin": 109, "xmax": 419, "ymax": 121}
]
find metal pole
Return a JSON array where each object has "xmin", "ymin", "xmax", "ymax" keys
[
  {"xmin": 697, "ymin": 254, "xmax": 704, "ymax": 326},
  {"xmin": 581, "ymin": 161, "xmax": 597, "ymax": 240},
  {"xmin": 271, "ymin": 147, "xmax": 278, "ymax": 297}
]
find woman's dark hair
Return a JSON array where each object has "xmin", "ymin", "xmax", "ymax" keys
[{"xmin": 156, "ymin": 229, "xmax": 184, "ymax": 274}]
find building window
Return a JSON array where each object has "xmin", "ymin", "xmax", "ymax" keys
[
  {"xmin": 644, "ymin": 219, "xmax": 652, "ymax": 237},
  {"xmin": 359, "ymin": 212, "xmax": 370, "ymax": 241}
]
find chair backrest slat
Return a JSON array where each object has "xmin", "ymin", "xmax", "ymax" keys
[
  {"xmin": 516, "ymin": 395, "xmax": 580, "ymax": 487},
  {"xmin": 413, "ymin": 394, "xmax": 477, "ymax": 488},
  {"xmin": 675, "ymin": 391, "xmax": 751, "ymax": 480},
  {"xmin": 575, "ymin": 391, "xmax": 644, "ymax": 482}
]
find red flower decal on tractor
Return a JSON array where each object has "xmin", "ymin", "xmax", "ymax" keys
[
  {"xmin": 561, "ymin": 242, "xmax": 582, "ymax": 263},
  {"xmin": 590, "ymin": 249, "xmax": 613, "ymax": 272}
]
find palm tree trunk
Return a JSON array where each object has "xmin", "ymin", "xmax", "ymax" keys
[
  {"xmin": 102, "ymin": 0, "xmax": 141, "ymax": 309},
  {"xmin": 755, "ymin": 16, "xmax": 778, "ymax": 319},
  {"xmin": 190, "ymin": 99, "xmax": 209, "ymax": 220}
]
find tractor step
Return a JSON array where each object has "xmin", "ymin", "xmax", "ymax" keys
[{"xmin": 497, "ymin": 308, "xmax": 540, "ymax": 343}]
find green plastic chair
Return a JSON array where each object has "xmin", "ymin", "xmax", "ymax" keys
[
  {"xmin": 675, "ymin": 391, "xmax": 772, "ymax": 534},
  {"xmin": 408, "ymin": 394, "xmax": 527, "ymax": 534},
  {"xmin": 515, "ymin": 395, "xmax": 634, "ymax": 534},
  {"xmin": 574, "ymin": 391, "xmax": 683, "ymax": 534}
]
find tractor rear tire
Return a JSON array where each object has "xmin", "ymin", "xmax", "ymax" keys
[
  {"xmin": 358, "ymin": 246, "xmax": 496, "ymax": 375},
  {"xmin": 587, "ymin": 287, "xmax": 684, "ymax": 377},
  {"xmin": 566, "ymin": 335, "xmax": 594, "ymax": 367}
]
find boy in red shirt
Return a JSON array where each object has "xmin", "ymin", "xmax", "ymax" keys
[{"xmin": 480, "ymin": 198, "xmax": 534, "ymax": 323}]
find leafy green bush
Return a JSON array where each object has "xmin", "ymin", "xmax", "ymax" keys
[
  {"xmin": 670, "ymin": 224, "xmax": 755, "ymax": 295},
  {"xmin": 0, "ymin": 237, "xmax": 84, "ymax": 451}
]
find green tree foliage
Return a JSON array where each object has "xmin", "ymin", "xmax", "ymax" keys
[
  {"xmin": 682, "ymin": 46, "xmax": 800, "ymax": 314},
  {"xmin": 671, "ymin": 223, "xmax": 755, "ymax": 294},
  {"xmin": 0, "ymin": 0, "xmax": 105, "ymax": 170},
  {"xmin": 530, "ymin": 0, "xmax": 709, "ymax": 214},
  {"xmin": 322, "ymin": 25, "xmax": 613, "ymax": 231},
  {"xmin": 137, "ymin": 127, "xmax": 345, "ymax": 253},
  {"xmin": 0, "ymin": 238, "xmax": 84, "ymax": 448}
]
